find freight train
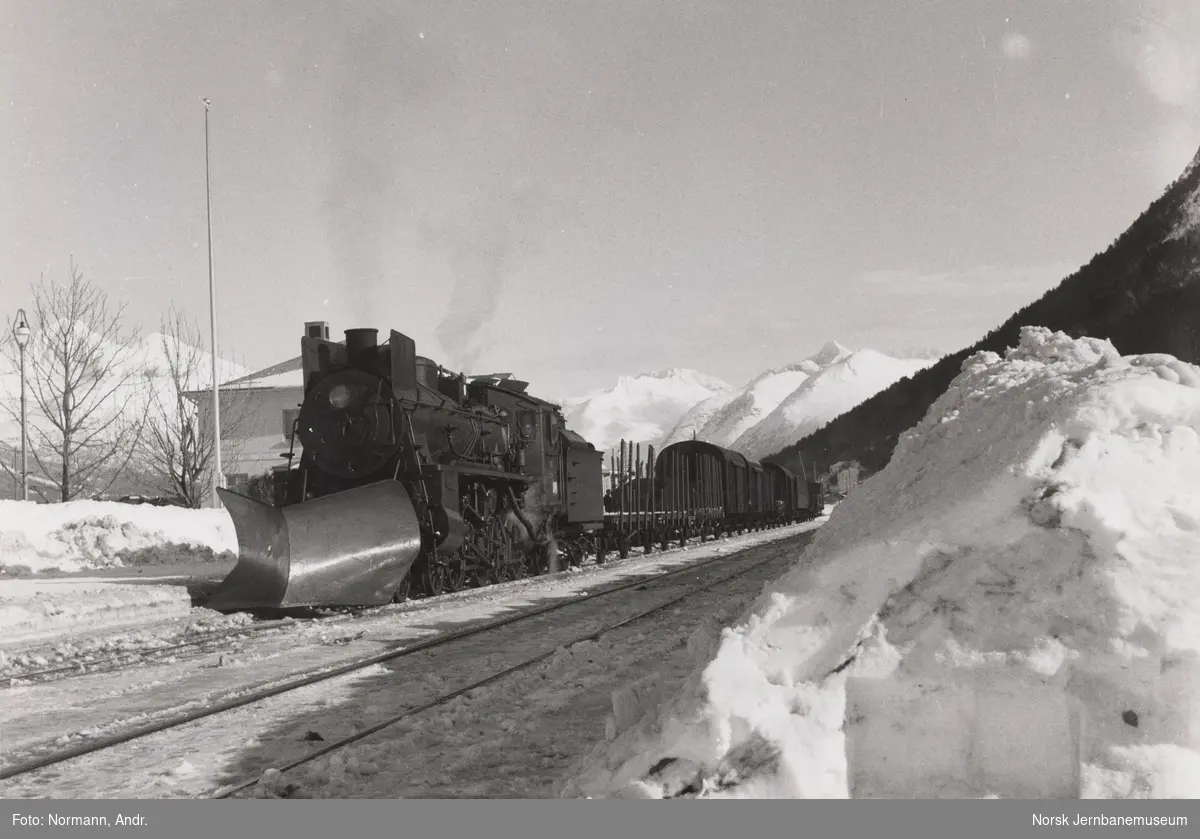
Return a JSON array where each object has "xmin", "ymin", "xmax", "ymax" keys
[{"xmin": 204, "ymin": 324, "xmax": 824, "ymax": 612}]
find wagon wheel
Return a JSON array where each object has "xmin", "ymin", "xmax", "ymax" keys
[
  {"xmin": 558, "ymin": 537, "xmax": 583, "ymax": 569},
  {"xmin": 561, "ymin": 537, "xmax": 577, "ymax": 569},
  {"xmin": 579, "ymin": 535, "xmax": 595, "ymax": 565}
]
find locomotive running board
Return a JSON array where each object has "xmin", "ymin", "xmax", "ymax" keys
[{"xmin": 205, "ymin": 481, "xmax": 424, "ymax": 612}]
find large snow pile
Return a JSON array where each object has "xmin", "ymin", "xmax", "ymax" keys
[
  {"xmin": 563, "ymin": 369, "xmax": 734, "ymax": 452},
  {"xmin": 0, "ymin": 500, "xmax": 236, "ymax": 574},
  {"xmin": 561, "ymin": 327, "xmax": 1200, "ymax": 799}
]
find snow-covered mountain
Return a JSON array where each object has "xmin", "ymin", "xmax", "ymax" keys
[
  {"xmin": 561, "ymin": 368, "xmax": 734, "ymax": 453},
  {"xmin": 567, "ymin": 342, "xmax": 939, "ymax": 462},
  {"xmin": 731, "ymin": 346, "xmax": 937, "ymax": 460},
  {"xmin": 662, "ymin": 341, "xmax": 855, "ymax": 449},
  {"xmin": 657, "ymin": 388, "xmax": 742, "ymax": 448}
]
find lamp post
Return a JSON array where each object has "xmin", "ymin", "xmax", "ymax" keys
[
  {"xmin": 12, "ymin": 309, "xmax": 30, "ymax": 501},
  {"xmin": 203, "ymin": 97, "xmax": 224, "ymax": 508}
]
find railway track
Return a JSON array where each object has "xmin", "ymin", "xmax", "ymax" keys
[
  {"xmin": 2, "ymin": 520, "xmax": 810, "ymax": 688},
  {"xmin": 0, "ymin": 526, "xmax": 816, "ymax": 795},
  {"xmin": 3, "ymin": 614, "xmax": 347, "ymax": 686},
  {"xmin": 214, "ymin": 544, "xmax": 797, "ymax": 799}
]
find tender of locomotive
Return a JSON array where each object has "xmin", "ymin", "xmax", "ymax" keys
[{"xmin": 205, "ymin": 323, "xmax": 825, "ymax": 612}]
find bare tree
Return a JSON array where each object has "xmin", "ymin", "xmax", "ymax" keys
[
  {"xmin": 0, "ymin": 259, "xmax": 148, "ymax": 501},
  {"xmin": 137, "ymin": 305, "xmax": 253, "ymax": 508}
]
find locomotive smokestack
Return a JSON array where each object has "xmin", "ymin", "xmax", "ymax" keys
[{"xmin": 345, "ymin": 328, "xmax": 379, "ymax": 370}]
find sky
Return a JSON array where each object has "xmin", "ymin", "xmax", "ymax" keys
[{"xmin": 2, "ymin": 0, "xmax": 1199, "ymax": 401}]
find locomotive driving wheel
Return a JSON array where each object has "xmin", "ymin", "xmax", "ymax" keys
[
  {"xmin": 459, "ymin": 487, "xmax": 525, "ymax": 586},
  {"xmin": 483, "ymin": 515, "xmax": 523, "ymax": 583},
  {"xmin": 419, "ymin": 558, "xmax": 448, "ymax": 597},
  {"xmin": 420, "ymin": 555, "xmax": 467, "ymax": 596}
]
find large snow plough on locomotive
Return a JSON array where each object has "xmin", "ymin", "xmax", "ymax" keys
[{"xmin": 205, "ymin": 322, "xmax": 825, "ymax": 612}]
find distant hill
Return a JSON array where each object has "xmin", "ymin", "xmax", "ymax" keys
[{"xmin": 773, "ymin": 144, "xmax": 1200, "ymax": 477}]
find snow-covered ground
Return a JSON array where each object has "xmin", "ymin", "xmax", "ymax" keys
[
  {"xmin": 0, "ymin": 523, "xmax": 822, "ymax": 798},
  {"xmin": 0, "ymin": 578, "xmax": 205, "ymax": 650},
  {"xmin": 562, "ymin": 327, "xmax": 1200, "ymax": 799},
  {"xmin": 248, "ymin": 540, "xmax": 805, "ymax": 799},
  {"xmin": 0, "ymin": 499, "xmax": 236, "ymax": 645}
]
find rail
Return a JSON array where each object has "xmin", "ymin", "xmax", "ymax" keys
[{"xmin": 0, "ymin": 529, "xmax": 813, "ymax": 786}]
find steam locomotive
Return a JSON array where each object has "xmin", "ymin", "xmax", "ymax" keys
[{"xmin": 204, "ymin": 323, "xmax": 823, "ymax": 612}]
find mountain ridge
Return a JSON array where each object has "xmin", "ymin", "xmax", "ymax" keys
[
  {"xmin": 773, "ymin": 142, "xmax": 1200, "ymax": 477},
  {"xmin": 565, "ymin": 343, "xmax": 939, "ymax": 457}
]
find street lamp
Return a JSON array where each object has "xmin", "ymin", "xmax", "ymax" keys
[
  {"xmin": 203, "ymin": 97, "xmax": 224, "ymax": 508},
  {"xmin": 12, "ymin": 309, "xmax": 30, "ymax": 501}
]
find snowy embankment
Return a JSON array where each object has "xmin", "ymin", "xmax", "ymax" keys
[
  {"xmin": 0, "ymin": 500, "xmax": 237, "ymax": 646},
  {"xmin": 562, "ymin": 327, "xmax": 1200, "ymax": 799},
  {"xmin": 0, "ymin": 499, "xmax": 236, "ymax": 574}
]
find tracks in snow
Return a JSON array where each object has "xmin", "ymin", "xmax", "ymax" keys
[
  {"xmin": 219, "ymin": 543, "xmax": 801, "ymax": 799},
  {"xmin": 0, "ymin": 524, "xmax": 819, "ymax": 797},
  {"xmin": 2, "ymin": 521, "xmax": 807, "ymax": 688}
]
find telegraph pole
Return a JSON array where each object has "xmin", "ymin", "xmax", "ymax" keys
[{"xmin": 203, "ymin": 97, "xmax": 224, "ymax": 508}]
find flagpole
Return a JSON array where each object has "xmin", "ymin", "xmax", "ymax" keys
[{"xmin": 203, "ymin": 97, "xmax": 223, "ymax": 508}]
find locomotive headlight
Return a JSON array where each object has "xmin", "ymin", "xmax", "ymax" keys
[{"xmin": 328, "ymin": 384, "xmax": 353, "ymax": 409}]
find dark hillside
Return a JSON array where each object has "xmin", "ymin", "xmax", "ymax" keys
[{"xmin": 767, "ymin": 147, "xmax": 1200, "ymax": 476}]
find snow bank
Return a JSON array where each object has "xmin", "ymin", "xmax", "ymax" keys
[
  {"xmin": 0, "ymin": 578, "xmax": 198, "ymax": 648},
  {"xmin": 562, "ymin": 327, "xmax": 1200, "ymax": 799},
  {"xmin": 0, "ymin": 500, "xmax": 236, "ymax": 574}
]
